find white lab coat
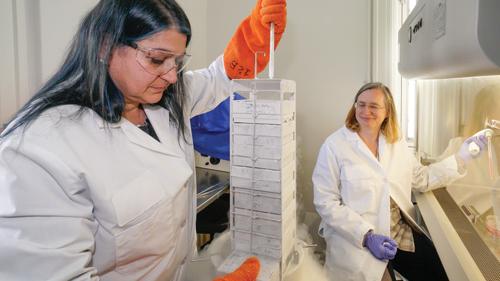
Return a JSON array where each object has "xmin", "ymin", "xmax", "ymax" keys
[
  {"xmin": 312, "ymin": 126, "xmax": 463, "ymax": 281},
  {"xmin": 0, "ymin": 56, "xmax": 231, "ymax": 281}
]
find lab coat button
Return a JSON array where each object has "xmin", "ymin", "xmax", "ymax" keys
[{"xmin": 180, "ymin": 219, "xmax": 186, "ymax": 228}]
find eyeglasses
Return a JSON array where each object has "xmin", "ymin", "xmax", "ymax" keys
[
  {"xmin": 128, "ymin": 42, "xmax": 191, "ymax": 76},
  {"xmin": 354, "ymin": 101, "xmax": 385, "ymax": 113}
]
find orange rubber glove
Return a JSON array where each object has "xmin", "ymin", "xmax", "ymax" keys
[
  {"xmin": 224, "ymin": 0, "xmax": 287, "ymax": 79},
  {"xmin": 213, "ymin": 257, "xmax": 260, "ymax": 281}
]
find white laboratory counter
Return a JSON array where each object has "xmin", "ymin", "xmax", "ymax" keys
[
  {"xmin": 415, "ymin": 187, "xmax": 499, "ymax": 281},
  {"xmin": 196, "ymin": 167, "xmax": 229, "ymax": 213}
]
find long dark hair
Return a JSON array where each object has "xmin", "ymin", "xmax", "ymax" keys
[{"xmin": 1, "ymin": 0, "xmax": 191, "ymax": 140}]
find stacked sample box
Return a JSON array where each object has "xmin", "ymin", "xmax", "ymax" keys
[{"xmin": 218, "ymin": 79, "xmax": 296, "ymax": 281}]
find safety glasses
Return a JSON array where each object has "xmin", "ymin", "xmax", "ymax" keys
[
  {"xmin": 128, "ymin": 42, "xmax": 191, "ymax": 76},
  {"xmin": 354, "ymin": 101, "xmax": 385, "ymax": 113}
]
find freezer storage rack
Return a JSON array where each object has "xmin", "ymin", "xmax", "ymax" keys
[{"xmin": 226, "ymin": 79, "xmax": 297, "ymax": 280}]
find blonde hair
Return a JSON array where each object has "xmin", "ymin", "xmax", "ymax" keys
[{"xmin": 345, "ymin": 82, "xmax": 400, "ymax": 143}]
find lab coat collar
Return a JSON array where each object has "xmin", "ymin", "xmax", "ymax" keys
[
  {"xmin": 342, "ymin": 125, "xmax": 387, "ymax": 169},
  {"xmin": 378, "ymin": 134, "xmax": 387, "ymax": 165},
  {"xmin": 342, "ymin": 125, "xmax": 359, "ymax": 142},
  {"xmin": 92, "ymin": 105, "xmax": 184, "ymax": 158},
  {"xmin": 92, "ymin": 105, "xmax": 171, "ymax": 129},
  {"xmin": 93, "ymin": 112, "xmax": 122, "ymax": 129},
  {"xmin": 121, "ymin": 105, "xmax": 185, "ymax": 158}
]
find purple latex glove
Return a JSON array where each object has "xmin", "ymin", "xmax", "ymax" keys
[
  {"xmin": 364, "ymin": 232, "xmax": 398, "ymax": 260},
  {"xmin": 457, "ymin": 130, "xmax": 490, "ymax": 163}
]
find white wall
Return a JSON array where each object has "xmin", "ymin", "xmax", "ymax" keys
[
  {"xmin": 0, "ymin": 0, "xmax": 17, "ymax": 128},
  {"xmin": 39, "ymin": 0, "xmax": 98, "ymax": 82},
  {"xmin": 0, "ymin": 0, "xmax": 44, "ymax": 127},
  {"xmin": 285, "ymin": 1, "xmax": 371, "ymax": 212},
  {"xmin": 206, "ymin": 0, "xmax": 371, "ymax": 212},
  {"xmin": 0, "ymin": 0, "xmax": 98, "ymax": 128},
  {"xmin": 177, "ymin": 0, "xmax": 208, "ymax": 71}
]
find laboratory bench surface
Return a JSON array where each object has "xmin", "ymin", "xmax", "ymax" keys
[
  {"xmin": 416, "ymin": 188, "xmax": 500, "ymax": 281},
  {"xmin": 196, "ymin": 167, "xmax": 229, "ymax": 213}
]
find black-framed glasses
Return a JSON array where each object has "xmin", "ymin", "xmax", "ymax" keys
[
  {"xmin": 354, "ymin": 101, "xmax": 385, "ymax": 113},
  {"xmin": 128, "ymin": 42, "xmax": 191, "ymax": 76}
]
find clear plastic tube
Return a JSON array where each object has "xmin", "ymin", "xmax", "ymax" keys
[
  {"xmin": 485, "ymin": 118, "xmax": 498, "ymax": 180},
  {"xmin": 488, "ymin": 135, "xmax": 494, "ymax": 180}
]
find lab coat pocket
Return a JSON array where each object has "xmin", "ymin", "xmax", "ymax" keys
[
  {"xmin": 340, "ymin": 165, "xmax": 377, "ymax": 214},
  {"xmin": 112, "ymin": 171, "xmax": 175, "ymax": 274}
]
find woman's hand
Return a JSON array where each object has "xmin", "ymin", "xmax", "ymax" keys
[
  {"xmin": 223, "ymin": 0, "xmax": 287, "ymax": 79},
  {"xmin": 457, "ymin": 129, "xmax": 491, "ymax": 163},
  {"xmin": 363, "ymin": 231, "xmax": 398, "ymax": 260},
  {"xmin": 258, "ymin": 0, "xmax": 287, "ymax": 33}
]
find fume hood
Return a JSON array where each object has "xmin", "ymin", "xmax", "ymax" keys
[
  {"xmin": 399, "ymin": 0, "xmax": 500, "ymax": 79},
  {"xmin": 399, "ymin": 1, "xmax": 500, "ymax": 281}
]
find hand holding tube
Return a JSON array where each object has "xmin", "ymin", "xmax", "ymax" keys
[
  {"xmin": 259, "ymin": 0, "xmax": 287, "ymax": 33},
  {"xmin": 457, "ymin": 129, "xmax": 492, "ymax": 163},
  {"xmin": 223, "ymin": 0, "xmax": 287, "ymax": 79}
]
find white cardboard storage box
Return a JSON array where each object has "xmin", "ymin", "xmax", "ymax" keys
[
  {"xmin": 231, "ymin": 163, "xmax": 295, "ymax": 182},
  {"xmin": 232, "ymin": 99, "xmax": 295, "ymax": 116},
  {"xmin": 230, "ymin": 79, "xmax": 296, "ymax": 126},
  {"xmin": 232, "ymin": 121, "xmax": 295, "ymax": 138},
  {"xmin": 232, "ymin": 132, "xmax": 294, "ymax": 148},
  {"xmin": 230, "ymin": 162, "xmax": 295, "ymax": 193},
  {"xmin": 231, "ymin": 150, "xmax": 294, "ymax": 171},
  {"xmin": 231, "ymin": 161, "xmax": 295, "ymax": 182},
  {"xmin": 232, "ymin": 100, "xmax": 295, "ymax": 125},
  {"xmin": 232, "ymin": 201, "xmax": 296, "ymax": 238},
  {"xmin": 232, "ymin": 221, "xmax": 296, "ymax": 260},
  {"xmin": 232, "ymin": 186, "xmax": 295, "ymax": 215},
  {"xmin": 231, "ymin": 140, "xmax": 295, "ymax": 160},
  {"xmin": 230, "ymin": 175, "xmax": 293, "ymax": 194}
]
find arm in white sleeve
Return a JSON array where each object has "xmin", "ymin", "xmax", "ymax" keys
[
  {"xmin": 312, "ymin": 143, "xmax": 374, "ymax": 248},
  {"xmin": 0, "ymin": 141, "xmax": 98, "ymax": 281},
  {"xmin": 184, "ymin": 55, "xmax": 232, "ymax": 118},
  {"xmin": 412, "ymin": 154, "xmax": 465, "ymax": 193}
]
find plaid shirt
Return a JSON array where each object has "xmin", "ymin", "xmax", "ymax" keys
[{"xmin": 390, "ymin": 198, "xmax": 415, "ymax": 252}]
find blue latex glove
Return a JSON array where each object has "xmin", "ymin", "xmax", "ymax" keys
[
  {"xmin": 457, "ymin": 129, "xmax": 491, "ymax": 163},
  {"xmin": 364, "ymin": 232, "xmax": 398, "ymax": 260}
]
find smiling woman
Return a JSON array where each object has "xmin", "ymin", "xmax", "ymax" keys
[
  {"xmin": 345, "ymin": 82, "xmax": 398, "ymax": 145},
  {"xmin": 313, "ymin": 82, "xmax": 489, "ymax": 281}
]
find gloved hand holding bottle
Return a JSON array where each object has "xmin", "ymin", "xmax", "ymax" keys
[
  {"xmin": 224, "ymin": 0, "xmax": 287, "ymax": 79},
  {"xmin": 363, "ymin": 231, "xmax": 398, "ymax": 260},
  {"xmin": 456, "ymin": 128, "xmax": 492, "ymax": 163}
]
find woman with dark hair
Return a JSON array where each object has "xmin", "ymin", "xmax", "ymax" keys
[
  {"xmin": 312, "ymin": 82, "xmax": 488, "ymax": 281},
  {"xmin": 0, "ymin": 0, "xmax": 286, "ymax": 280}
]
